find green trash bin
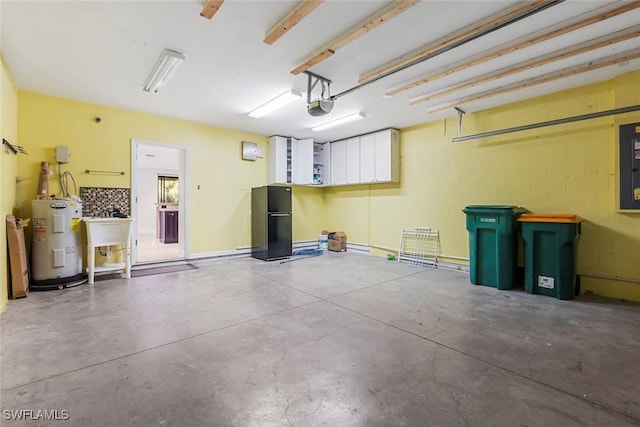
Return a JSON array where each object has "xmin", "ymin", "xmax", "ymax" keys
[
  {"xmin": 462, "ymin": 205, "xmax": 526, "ymax": 290},
  {"xmin": 518, "ymin": 214, "xmax": 582, "ymax": 300}
]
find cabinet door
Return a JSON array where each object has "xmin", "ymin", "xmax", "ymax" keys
[
  {"xmin": 345, "ymin": 137, "xmax": 360, "ymax": 184},
  {"xmin": 331, "ymin": 140, "xmax": 347, "ymax": 185},
  {"xmin": 268, "ymin": 136, "xmax": 288, "ymax": 184},
  {"xmin": 374, "ymin": 131, "xmax": 391, "ymax": 182},
  {"xmin": 322, "ymin": 142, "xmax": 331, "ymax": 185},
  {"xmin": 374, "ymin": 129, "xmax": 400, "ymax": 182},
  {"xmin": 313, "ymin": 143, "xmax": 324, "ymax": 185},
  {"xmin": 359, "ymin": 133, "xmax": 375, "ymax": 183},
  {"xmin": 294, "ymin": 138, "xmax": 314, "ymax": 185},
  {"xmin": 290, "ymin": 138, "xmax": 298, "ymax": 184}
]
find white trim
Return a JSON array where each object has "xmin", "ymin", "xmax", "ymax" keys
[
  {"xmin": 437, "ymin": 261, "xmax": 469, "ymax": 273},
  {"xmin": 189, "ymin": 240, "xmax": 319, "ymax": 260},
  {"xmin": 151, "ymin": 241, "xmax": 470, "ymax": 267},
  {"xmin": 189, "ymin": 248, "xmax": 252, "ymax": 260},
  {"xmin": 293, "ymin": 239, "xmax": 318, "ymax": 249},
  {"xmin": 346, "ymin": 242, "xmax": 371, "ymax": 254}
]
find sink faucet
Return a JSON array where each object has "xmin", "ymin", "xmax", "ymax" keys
[{"xmin": 105, "ymin": 207, "xmax": 127, "ymax": 218}]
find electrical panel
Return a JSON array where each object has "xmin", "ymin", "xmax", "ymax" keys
[
  {"xmin": 619, "ymin": 122, "xmax": 640, "ymax": 210},
  {"xmin": 56, "ymin": 146, "xmax": 69, "ymax": 163}
]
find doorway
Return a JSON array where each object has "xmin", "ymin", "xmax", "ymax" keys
[{"xmin": 131, "ymin": 139, "xmax": 189, "ymax": 264}]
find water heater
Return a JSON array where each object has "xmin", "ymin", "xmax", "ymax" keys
[{"xmin": 31, "ymin": 199, "xmax": 85, "ymax": 290}]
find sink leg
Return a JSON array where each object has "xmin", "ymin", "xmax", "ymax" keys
[
  {"xmin": 87, "ymin": 245, "xmax": 95, "ymax": 285},
  {"xmin": 124, "ymin": 243, "xmax": 131, "ymax": 279}
]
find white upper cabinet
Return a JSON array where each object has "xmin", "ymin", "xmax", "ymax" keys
[
  {"xmin": 294, "ymin": 138, "xmax": 314, "ymax": 185},
  {"xmin": 321, "ymin": 142, "xmax": 331, "ymax": 185},
  {"xmin": 331, "ymin": 128, "xmax": 400, "ymax": 186},
  {"xmin": 268, "ymin": 136, "xmax": 289, "ymax": 184},
  {"xmin": 345, "ymin": 137, "xmax": 360, "ymax": 184},
  {"xmin": 268, "ymin": 136, "xmax": 316, "ymax": 185},
  {"xmin": 358, "ymin": 128, "xmax": 400, "ymax": 183},
  {"xmin": 313, "ymin": 142, "xmax": 326, "ymax": 185},
  {"xmin": 269, "ymin": 128, "xmax": 398, "ymax": 187},
  {"xmin": 372, "ymin": 129, "xmax": 400, "ymax": 183},
  {"xmin": 330, "ymin": 139, "xmax": 347, "ymax": 185},
  {"xmin": 359, "ymin": 133, "xmax": 375, "ymax": 183}
]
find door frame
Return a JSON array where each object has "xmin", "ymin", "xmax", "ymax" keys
[{"xmin": 130, "ymin": 139, "xmax": 191, "ymax": 264}]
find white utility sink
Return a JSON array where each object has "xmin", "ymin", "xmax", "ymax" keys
[{"xmin": 83, "ymin": 217, "xmax": 134, "ymax": 284}]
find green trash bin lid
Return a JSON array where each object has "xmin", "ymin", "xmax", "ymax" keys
[{"xmin": 463, "ymin": 205, "xmax": 526, "ymax": 215}]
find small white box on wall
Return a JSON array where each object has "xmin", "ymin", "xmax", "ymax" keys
[{"xmin": 242, "ymin": 141, "xmax": 258, "ymax": 161}]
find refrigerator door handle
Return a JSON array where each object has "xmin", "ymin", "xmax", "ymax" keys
[{"xmin": 269, "ymin": 213, "xmax": 290, "ymax": 217}]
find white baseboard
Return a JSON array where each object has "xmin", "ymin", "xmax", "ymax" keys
[
  {"xmin": 293, "ymin": 240, "xmax": 318, "ymax": 249},
  {"xmin": 185, "ymin": 242, "xmax": 469, "ymax": 273},
  {"xmin": 346, "ymin": 242, "xmax": 371, "ymax": 254},
  {"xmin": 437, "ymin": 260, "xmax": 469, "ymax": 273},
  {"xmin": 187, "ymin": 240, "xmax": 319, "ymax": 262},
  {"xmin": 188, "ymin": 248, "xmax": 251, "ymax": 260}
]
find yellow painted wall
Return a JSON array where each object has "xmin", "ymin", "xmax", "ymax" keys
[
  {"xmin": 1, "ymin": 56, "xmax": 19, "ymax": 312},
  {"xmin": 7, "ymin": 67, "xmax": 640, "ymax": 302},
  {"xmin": 16, "ymin": 91, "xmax": 325, "ymax": 261},
  {"xmin": 292, "ymin": 185, "xmax": 327, "ymax": 240},
  {"xmin": 324, "ymin": 71, "xmax": 640, "ymax": 302}
]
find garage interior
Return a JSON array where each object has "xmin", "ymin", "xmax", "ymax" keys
[{"xmin": 1, "ymin": 1, "xmax": 640, "ymax": 425}]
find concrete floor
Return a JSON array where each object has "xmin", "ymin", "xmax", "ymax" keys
[{"xmin": 1, "ymin": 252, "xmax": 639, "ymax": 426}]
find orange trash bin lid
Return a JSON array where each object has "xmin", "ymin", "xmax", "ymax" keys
[{"xmin": 517, "ymin": 214, "xmax": 582, "ymax": 223}]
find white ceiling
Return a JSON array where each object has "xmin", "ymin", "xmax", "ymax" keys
[{"xmin": 2, "ymin": 0, "xmax": 639, "ymax": 143}]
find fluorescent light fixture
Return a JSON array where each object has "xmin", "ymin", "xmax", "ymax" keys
[
  {"xmin": 311, "ymin": 112, "xmax": 366, "ymax": 132},
  {"xmin": 143, "ymin": 49, "xmax": 185, "ymax": 94},
  {"xmin": 248, "ymin": 90, "xmax": 302, "ymax": 118}
]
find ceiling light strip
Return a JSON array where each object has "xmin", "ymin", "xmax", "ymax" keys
[
  {"xmin": 248, "ymin": 90, "xmax": 303, "ymax": 118},
  {"xmin": 142, "ymin": 49, "xmax": 185, "ymax": 95},
  {"xmin": 311, "ymin": 112, "xmax": 366, "ymax": 132}
]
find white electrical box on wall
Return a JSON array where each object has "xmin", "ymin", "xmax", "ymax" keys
[{"xmin": 56, "ymin": 146, "xmax": 70, "ymax": 163}]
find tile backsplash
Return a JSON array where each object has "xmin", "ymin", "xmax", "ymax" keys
[{"xmin": 80, "ymin": 187, "xmax": 131, "ymax": 217}]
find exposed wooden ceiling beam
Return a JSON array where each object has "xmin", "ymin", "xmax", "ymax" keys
[
  {"xmin": 358, "ymin": 0, "xmax": 566, "ymax": 85},
  {"xmin": 290, "ymin": 0, "xmax": 419, "ymax": 75},
  {"xmin": 387, "ymin": 1, "xmax": 640, "ymax": 96},
  {"xmin": 200, "ymin": 0, "xmax": 224, "ymax": 20},
  {"xmin": 410, "ymin": 25, "xmax": 640, "ymax": 105},
  {"xmin": 264, "ymin": 0, "xmax": 324, "ymax": 45},
  {"xmin": 425, "ymin": 47, "xmax": 640, "ymax": 114}
]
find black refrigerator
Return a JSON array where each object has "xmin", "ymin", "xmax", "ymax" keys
[{"xmin": 251, "ymin": 186, "xmax": 292, "ymax": 261}]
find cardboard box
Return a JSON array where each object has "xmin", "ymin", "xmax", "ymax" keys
[
  {"xmin": 327, "ymin": 231, "xmax": 347, "ymax": 252},
  {"xmin": 6, "ymin": 215, "xmax": 30, "ymax": 298}
]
